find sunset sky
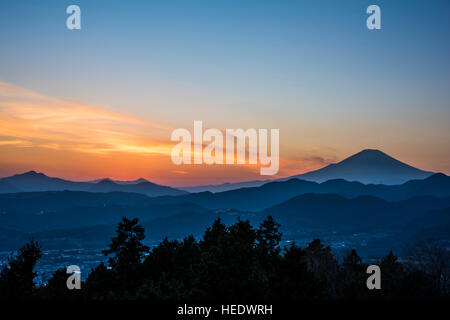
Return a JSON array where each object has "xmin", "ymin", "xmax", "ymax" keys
[{"xmin": 0, "ymin": 0, "xmax": 449, "ymax": 186}]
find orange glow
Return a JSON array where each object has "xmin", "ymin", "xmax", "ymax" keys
[{"xmin": 0, "ymin": 82, "xmax": 330, "ymax": 186}]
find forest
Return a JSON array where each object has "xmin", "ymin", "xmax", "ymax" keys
[{"xmin": 0, "ymin": 216, "xmax": 448, "ymax": 300}]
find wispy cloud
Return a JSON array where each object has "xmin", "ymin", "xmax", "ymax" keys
[
  {"xmin": 0, "ymin": 82, "xmax": 174, "ymax": 156},
  {"xmin": 0, "ymin": 82, "xmax": 336, "ymax": 184}
]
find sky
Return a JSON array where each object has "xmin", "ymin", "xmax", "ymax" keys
[{"xmin": 0, "ymin": 0, "xmax": 449, "ymax": 186}]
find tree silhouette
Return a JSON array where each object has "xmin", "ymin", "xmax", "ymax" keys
[
  {"xmin": 85, "ymin": 262, "xmax": 115, "ymax": 300},
  {"xmin": 200, "ymin": 217, "xmax": 227, "ymax": 251},
  {"xmin": 304, "ymin": 239, "xmax": 340, "ymax": 298},
  {"xmin": 2, "ymin": 216, "xmax": 449, "ymax": 300},
  {"xmin": 407, "ymin": 239, "xmax": 450, "ymax": 297},
  {"xmin": 193, "ymin": 218, "xmax": 268, "ymax": 299},
  {"xmin": 375, "ymin": 251, "xmax": 403, "ymax": 299},
  {"xmin": 39, "ymin": 268, "xmax": 81, "ymax": 300},
  {"xmin": 0, "ymin": 238, "xmax": 42, "ymax": 300},
  {"xmin": 101, "ymin": 217, "xmax": 149, "ymax": 295},
  {"xmin": 340, "ymin": 249, "xmax": 367, "ymax": 299},
  {"xmin": 271, "ymin": 243, "xmax": 324, "ymax": 299},
  {"xmin": 257, "ymin": 215, "xmax": 282, "ymax": 256},
  {"xmin": 103, "ymin": 217, "xmax": 149, "ymax": 270},
  {"xmin": 140, "ymin": 236, "xmax": 200, "ymax": 299}
]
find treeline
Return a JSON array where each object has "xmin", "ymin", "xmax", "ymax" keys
[{"xmin": 0, "ymin": 216, "xmax": 448, "ymax": 300}]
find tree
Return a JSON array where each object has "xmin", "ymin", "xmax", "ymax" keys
[
  {"xmin": 140, "ymin": 237, "xmax": 200, "ymax": 299},
  {"xmin": 0, "ymin": 238, "xmax": 42, "ymax": 300},
  {"xmin": 407, "ymin": 239, "xmax": 450, "ymax": 296},
  {"xmin": 102, "ymin": 217, "xmax": 149, "ymax": 293},
  {"xmin": 200, "ymin": 217, "xmax": 227, "ymax": 251},
  {"xmin": 304, "ymin": 239, "xmax": 340, "ymax": 298},
  {"xmin": 271, "ymin": 243, "xmax": 324, "ymax": 299},
  {"xmin": 256, "ymin": 216, "xmax": 282, "ymax": 256},
  {"xmin": 377, "ymin": 251, "xmax": 403, "ymax": 299},
  {"xmin": 340, "ymin": 249, "xmax": 368, "ymax": 299},
  {"xmin": 103, "ymin": 217, "xmax": 149, "ymax": 271},
  {"xmin": 39, "ymin": 268, "xmax": 81, "ymax": 300},
  {"xmin": 193, "ymin": 218, "xmax": 266, "ymax": 300},
  {"xmin": 85, "ymin": 262, "xmax": 116, "ymax": 300}
]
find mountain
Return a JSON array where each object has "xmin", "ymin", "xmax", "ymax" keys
[
  {"xmin": 177, "ymin": 149, "xmax": 434, "ymax": 192},
  {"xmin": 88, "ymin": 177, "xmax": 149, "ymax": 185},
  {"xmin": 88, "ymin": 179, "xmax": 188, "ymax": 197},
  {"xmin": 0, "ymin": 171, "xmax": 187, "ymax": 197},
  {"xmin": 155, "ymin": 173, "xmax": 450, "ymax": 211},
  {"xmin": 403, "ymin": 207, "xmax": 450, "ymax": 235},
  {"xmin": 179, "ymin": 180, "xmax": 270, "ymax": 193},
  {"xmin": 0, "ymin": 190, "xmax": 205, "ymax": 232},
  {"xmin": 1, "ymin": 171, "xmax": 85, "ymax": 191},
  {"xmin": 287, "ymin": 149, "xmax": 433, "ymax": 185},
  {"xmin": 0, "ymin": 180, "xmax": 20, "ymax": 193},
  {"xmin": 114, "ymin": 178, "xmax": 149, "ymax": 185},
  {"xmin": 2, "ymin": 170, "xmax": 448, "ymax": 212},
  {"xmin": 260, "ymin": 193, "xmax": 450, "ymax": 229},
  {"xmin": 3, "ymin": 192, "xmax": 450, "ymax": 253},
  {"xmin": 3, "ymin": 174, "xmax": 448, "ymax": 230}
]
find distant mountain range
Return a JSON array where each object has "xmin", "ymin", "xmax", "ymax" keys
[
  {"xmin": 179, "ymin": 180, "xmax": 270, "ymax": 193},
  {"xmin": 0, "ymin": 163, "xmax": 449, "ymax": 255},
  {"xmin": 87, "ymin": 178, "xmax": 150, "ymax": 185},
  {"xmin": 153, "ymin": 172, "xmax": 450, "ymax": 211},
  {"xmin": 288, "ymin": 149, "xmax": 433, "ymax": 185},
  {"xmin": 0, "ymin": 190, "xmax": 205, "ymax": 232},
  {"xmin": 0, "ymin": 171, "xmax": 187, "ymax": 197},
  {"xmin": 261, "ymin": 193, "xmax": 450, "ymax": 229},
  {"xmin": 0, "ymin": 148, "xmax": 448, "ymax": 260},
  {"xmin": 181, "ymin": 149, "xmax": 435, "ymax": 192},
  {"xmin": 1, "ymin": 190, "xmax": 449, "ymax": 254},
  {"xmin": 1, "ymin": 173, "xmax": 449, "ymax": 232},
  {"xmin": 0, "ymin": 149, "xmax": 436, "ymax": 195}
]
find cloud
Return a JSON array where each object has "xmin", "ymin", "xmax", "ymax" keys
[
  {"xmin": 0, "ymin": 139, "xmax": 31, "ymax": 147},
  {"xmin": 0, "ymin": 82, "xmax": 174, "ymax": 156},
  {"xmin": 0, "ymin": 82, "xmax": 341, "ymax": 183},
  {"xmin": 277, "ymin": 155, "xmax": 336, "ymax": 177}
]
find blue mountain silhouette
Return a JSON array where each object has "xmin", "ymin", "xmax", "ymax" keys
[
  {"xmin": 0, "ymin": 171, "xmax": 187, "ymax": 197},
  {"xmin": 286, "ymin": 149, "xmax": 433, "ymax": 185}
]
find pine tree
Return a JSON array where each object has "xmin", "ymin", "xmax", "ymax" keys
[
  {"xmin": 0, "ymin": 238, "xmax": 42, "ymax": 300},
  {"xmin": 102, "ymin": 217, "xmax": 149, "ymax": 294},
  {"xmin": 257, "ymin": 216, "xmax": 282, "ymax": 256}
]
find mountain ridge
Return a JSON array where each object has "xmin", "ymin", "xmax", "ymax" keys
[
  {"xmin": 287, "ymin": 149, "xmax": 434, "ymax": 185},
  {"xmin": 174, "ymin": 149, "xmax": 435, "ymax": 192},
  {"xmin": 0, "ymin": 149, "xmax": 438, "ymax": 195},
  {"xmin": 0, "ymin": 171, "xmax": 187, "ymax": 197},
  {"xmin": 131, "ymin": 172, "xmax": 450, "ymax": 212}
]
